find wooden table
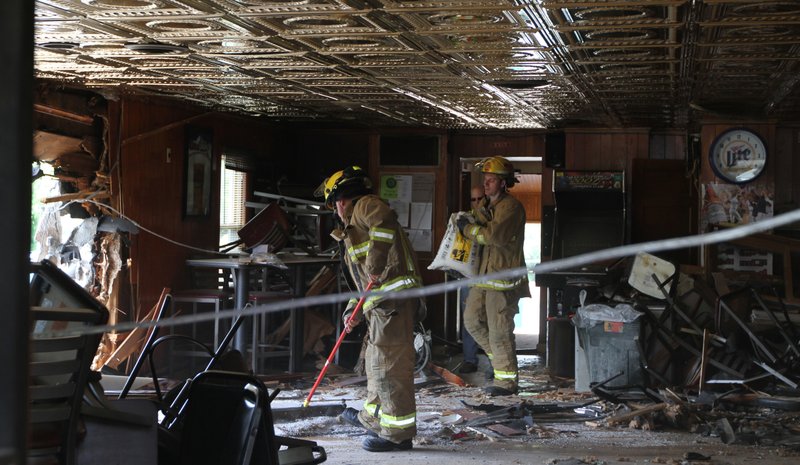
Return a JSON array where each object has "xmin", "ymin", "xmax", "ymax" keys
[{"xmin": 187, "ymin": 254, "xmax": 339, "ymax": 372}]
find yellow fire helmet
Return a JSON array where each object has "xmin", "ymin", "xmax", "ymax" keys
[
  {"xmin": 476, "ymin": 156, "xmax": 517, "ymax": 187},
  {"xmin": 315, "ymin": 165, "xmax": 372, "ymax": 209}
]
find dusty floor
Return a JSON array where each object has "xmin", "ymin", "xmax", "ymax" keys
[{"xmin": 269, "ymin": 354, "xmax": 800, "ymax": 465}]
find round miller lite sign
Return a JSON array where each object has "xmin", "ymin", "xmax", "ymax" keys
[{"xmin": 709, "ymin": 128, "xmax": 767, "ymax": 184}]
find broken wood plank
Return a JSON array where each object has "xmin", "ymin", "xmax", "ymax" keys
[
  {"xmin": 104, "ymin": 328, "xmax": 144, "ymax": 370},
  {"xmin": 53, "ymin": 150, "xmax": 99, "ymax": 175},
  {"xmin": 605, "ymin": 402, "xmax": 668, "ymax": 425},
  {"xmin": 41, "ymin": 190, "xmax": 110, "ymax": 204},
  {"xmin": 465, "ymin": 426, "xmax": 501, "ymax": 442},
  {"xmin": 426, "ymin": 362, "xmax": 467, "ymax": 387},
  {"xmin": 486, "ymin": 423, "xmax": 526, "ymax": 437},
  {"xmin": 33, "ymin": 131, "xmax": 83, "ymax": 161},
  {"xmin": 305, "ymin": 266, "xmax": 337, "ymax": 297},
  {"xmin": 103, "ymin": 290, "xmax": 166, "ymax": 369}
]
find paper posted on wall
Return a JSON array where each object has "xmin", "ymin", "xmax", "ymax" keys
[{"xmin": 428, "ymin": 212, "xmax": 481, "ymax": 277}]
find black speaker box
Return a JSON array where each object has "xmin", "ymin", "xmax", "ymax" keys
[{"xmin": 545, "ymin": 132, "xmax": 565, "ymax": 168}]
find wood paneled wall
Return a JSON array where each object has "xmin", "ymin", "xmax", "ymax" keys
[
  {"xmin": 110, "ymin": 97, "xmax": 277, "ymax": 318},
  {"xmin": 271, "ymin": 127, "xmax": 371, "ymax": 196},
  {"xmin": 106, "ymin": 92, "xmax": 799, "ymax": 331},
  {"xmin": 448, "ymin": 131, "xmax": 545, "ymax": 160},
  {"xmin": 775, "ymin": 126, "xmax": 800, "ymax": 213},
  {"xmin": 557, "ymin": 128, "xmax": 650, "ymax": 204},
  {"xmin": 511, "ymin": 174, "xmax": 542, "ymax": 222}
]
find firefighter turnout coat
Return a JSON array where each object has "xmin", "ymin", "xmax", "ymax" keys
[
  {"xmin": 336, "ymin": 194, "xmax": 421, "ymax": 442},
  {"xmin": 461, "ymin": 192, "xmax": 529, "ymax": 391}
]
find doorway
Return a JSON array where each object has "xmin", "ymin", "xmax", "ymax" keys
[{"xmin": 509, "ymin": 174, "xmax": 541, "ymax": 351}]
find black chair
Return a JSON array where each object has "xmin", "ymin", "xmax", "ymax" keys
[
  {"xmin": 176, "ymin": 371, "xmax": 278, "ymax": 465},
  {"xmin": 117, "ymin": 289, "xmax": 172, "ymax": 400},
  {"xmin": 28, "ymin": 261, "xmax": 109, "ymax": 465},
  {"xmin": 160, "ymin": 370, "xmax": 326, "ymax": 465}
]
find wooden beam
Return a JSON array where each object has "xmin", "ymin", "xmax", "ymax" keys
[
  {"xmin": 33, "ymin": 103, "xmax": 94, "ymax": 125},
  {"xmin": 40, "ymin": 190, "xmax": 110, "ymax": 204}
]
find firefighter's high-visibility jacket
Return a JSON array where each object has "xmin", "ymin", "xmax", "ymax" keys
[{"xmin": 463, "ymin": 193, "xmax": 529, "ymax": 294}]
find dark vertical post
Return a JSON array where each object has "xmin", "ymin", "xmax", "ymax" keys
[{"xmin": 0, "ymin": 1, "xmax": 34, "ymax": 463}]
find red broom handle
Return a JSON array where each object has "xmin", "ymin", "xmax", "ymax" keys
[{"xmin": 303, "ymin": 280, "xmax": 376, "ymax": 407}]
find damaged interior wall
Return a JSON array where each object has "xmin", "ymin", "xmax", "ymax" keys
[{"xmin": 32, "ymin": 86, "xmax": 131, "ymax": 362}]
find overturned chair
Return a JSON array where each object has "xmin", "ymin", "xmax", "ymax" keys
[
  {"xmin": 28, "ymin": 260, "xmax": 110, "ymax": 465},
  {"xmin": 158, "ymin": 370, "xmax": 326, "ymax": 465},
  {"xmin": 122, "ymin": 301, "xmax": 326, "ymax": 465}
]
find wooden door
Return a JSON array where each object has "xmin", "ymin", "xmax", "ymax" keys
[{"xmin": 631, "ymin": 159, "xmax": 698, "ymax": 265}]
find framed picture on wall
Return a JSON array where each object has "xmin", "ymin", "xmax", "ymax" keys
[{"xmin": 184, "ymin": 126, "xmax": 213, "ymax": 217}]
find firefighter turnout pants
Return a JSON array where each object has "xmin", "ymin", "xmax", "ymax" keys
[
  {"xmin": 464, "ymin": 288, "xmax": 519, "ymax": 391},
  {"xmin": 357, "ymin": 297, "xmax": 417, "ymax": 442}
]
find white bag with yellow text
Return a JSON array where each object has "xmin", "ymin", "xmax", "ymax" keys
[{"xmin": 428, "ymin": 212, "xmax": 481, "ymax": 278}]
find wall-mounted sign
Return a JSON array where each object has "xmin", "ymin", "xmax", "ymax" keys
[
  {"xmin": 380, "ymin": 173, "xmax": 434, "ymax": 252},
  {"xmin": 709, "ymin": 128, "xmax": 767, "ymax": 184},
  {"xmin": 553, "ymin": 170, "xmax": 624, "ymax": 192}
]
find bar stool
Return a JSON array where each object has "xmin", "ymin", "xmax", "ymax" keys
[
  {"xmin": 171, "ymin": 267, "xmax": 232, "ymax": 351},
  {"xmin": 244, "ymin": 266, "xmax": 294, "ymax": 373},
  {"xmin": 249, "ymin": 291, "xmax": 294, "ymax": 374}
]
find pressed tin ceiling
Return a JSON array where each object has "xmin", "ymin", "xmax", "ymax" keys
[{"xmin": 33, "ymin": 0, "xmax": 800, "ymax": 129}]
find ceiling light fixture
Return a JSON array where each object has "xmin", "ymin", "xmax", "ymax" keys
[
  {"xmin": 489, "ymin": 79, "xmax": 549, "ymax": 90},
  {"xmin": 38, "ymin": 42, "xmax": 79, "ymax": 50},
  {"xmin": 124, "ymin": 42, "xmax": 189, "ymax": 54}
]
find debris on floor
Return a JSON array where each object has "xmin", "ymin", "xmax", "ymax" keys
[{"xmin": 263, "ymin": 251, "xmax": 800, "ymax": 463}]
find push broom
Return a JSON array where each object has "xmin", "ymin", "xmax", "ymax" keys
[{"xmin": 303, "ymin": 280, "xmax": 376, "ymax": 407}]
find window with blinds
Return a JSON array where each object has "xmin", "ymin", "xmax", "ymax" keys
[{"xmin": 219, "ymin": 155, "xmax": 247, "ymax": 247}]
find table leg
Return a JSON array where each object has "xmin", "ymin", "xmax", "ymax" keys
[
  {"xmin": 233, "ymin": 267, "xmax": 250, "ymax": 355},
  {"xmin": 289, "ymin": 265, "xmax": 305, "ymax": 373}
]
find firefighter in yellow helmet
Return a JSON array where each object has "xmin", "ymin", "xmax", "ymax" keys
[
  {"xmin": 316, "ymin": 166, "xmax": 423, "ymax": 452},
  {"xmin": 455, "ymin": 156, "xmax": 529, "ymax": 396}
]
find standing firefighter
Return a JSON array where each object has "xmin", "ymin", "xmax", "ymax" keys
[
  {"xmin": 456, "ymin": 156, "xmax": 529, "ymax": 396},
  {"xmin": 316, "ymin": 166, "xmax": 422, "ymax": 452}
]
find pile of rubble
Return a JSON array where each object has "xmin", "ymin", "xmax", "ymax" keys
[{"xmin": 269, "ymin": 249, "xmax": 800, "ymax": 458}]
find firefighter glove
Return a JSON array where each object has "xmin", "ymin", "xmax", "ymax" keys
[{"xmin": 456, "ymin": 215, "xmax": 470, "ymax": 236}]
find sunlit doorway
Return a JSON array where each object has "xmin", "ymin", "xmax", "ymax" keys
[
  {"xmin": 509, "ymin": 172, "xmax": 542, "ymax": 352},
  {"xmin": 515, "ymin": 223, "xmax": 541, "ymax": 339}
]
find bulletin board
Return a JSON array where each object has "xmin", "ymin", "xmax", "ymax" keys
[{"xmin": 379, "ymin": 172, "xmax": 435, "ymax": 252}]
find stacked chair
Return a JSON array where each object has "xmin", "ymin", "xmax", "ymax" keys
[{"xmin": 28, "ymin": 261, "xmax": 109, "ymax": 465}]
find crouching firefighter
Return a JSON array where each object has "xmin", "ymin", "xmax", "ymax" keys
[{"xmin": 315, "ymin": 166, "xmax": 424, "ymax": 452}]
